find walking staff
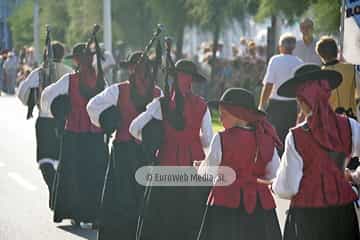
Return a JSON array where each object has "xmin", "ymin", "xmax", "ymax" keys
[
  {"xmin": 87, "ymin": 24, "xmax": 164, "ymax": 240},
  {"xmin": 41, "ymin": 25, "xmax": 107, "ymax": 228},
  {"xmin": 17, "ymin": 25, "xmax": 73, "ymax": 208},
  {"xmin": 129, "ymin": 42, "xmax": 214, "ymax": 240}
]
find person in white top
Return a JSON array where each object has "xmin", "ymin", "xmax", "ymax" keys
[
  {"xmin": 293, "ymin": 18, "xmax": 322, "ymax": 65},
  {"xmin": 40, "ymin": 43, "xmax": 107, "ymax": 227},
  {"xmin": 272, "ymin": 64, "xmax": 360, "ymax": 240},
  {"xmin": 258, "ymin": 33, "xmax": 303, "ymax": 146},
  {"xmin": 86, "ymin": 51, "xmax": 163, "ymax": 240},
  {"xmin": 92, "ymin": 43, "xmax": 116, "ymax": 84},
  {"xmin": 193, "ymin": 88, "xmax": 282, "ymax": 240},
  {"xmin": 17, "ymin": 42, "xmax": 73, "ymax": 208},
  {"xmin": 129, "ymin": 59, "xmax": 213, "ymax": 240}
]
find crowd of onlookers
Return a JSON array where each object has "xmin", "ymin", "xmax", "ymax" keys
[
  {"xmin": 0, "ymin": 46, "xmax": 36, "ymax": 96},
  {"xmin": 192, "ymin": 37, "xmax": 267, "ymax": 99},
  {"xmin": 1, "ymin": 17, "xmax": 356, "ymax": 104}
]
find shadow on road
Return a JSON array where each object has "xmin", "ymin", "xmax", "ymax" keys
[{"xmin": 57, "ymin": 225, "xmax": 97, "ymax": 240}]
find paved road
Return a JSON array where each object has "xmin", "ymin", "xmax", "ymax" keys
[{"xmin": 0, "ymin": 95, "xmax": 289, "ymax": 239}]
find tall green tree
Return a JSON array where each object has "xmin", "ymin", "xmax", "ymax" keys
[
  {"xmin": 310, "ymin": 0, "xmax": 341, "ymax": 34},
  {"xmin": 112, "ymin": 0, "xmax": 157, "ymax": 50},
  {"xmin": 148, "ymin": 0, "xmax": 192, "ymax": 59},
  {"xmin": 39, "ymin": 0, "xmax": 70, "ymax": 44},
  {"xmin": 65, "ymin": 0, "xmax": 102, "ymax": 46},
  {"xmin": 255, "ymin": 0, "xmax": 312, "ymax": 23},
  {"xmin": 8, "ymin": 0, "xmax": 34, "ymax": 49},
  {"xmin": 187, "ymin": 0, "xmax": 250, "ymax": 82}
]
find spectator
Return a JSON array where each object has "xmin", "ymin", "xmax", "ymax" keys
[
  {"xmin": 256, "ymin": 45, "xmax": 267, "ymax": 62},
  {"xmin": 258, "ymin": 33, "xmax": 303, "ymax": 145},
  {"xmin": 316, "ymin": 36, "xmax": 357, "ymax": 118},
  {"xmin": 231, "ymin": 44, "xmax": 239, "ymax": 58},
  {"xmin": 239, "ymin": 37, "xmax": 248, "ymax": 56},
  {"xmin": 19, "ymin": 47, "xmax": 27, "ymax": 65},
  {"xmin": 3, "ymin": 51, "xmax": 18, "ymax": 95},
  {"xmin": 91, "ymin": 42, "xmax": 116, "ymax": 85},
  {"xmin": 244, "ymin": 41, "xmax": 262, "ymax": 64},
  {"xmin": 293, "ymin": 18, "xmax": 322, "ymax": 65},
  {"xmin": 26, "ymin": 47, "xmax": 36, "ymax": 68},
  {"xmin": 113, "ymin": 40, "xmax": 127, "ymax": 82}
]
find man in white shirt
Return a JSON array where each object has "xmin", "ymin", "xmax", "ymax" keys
[
  {"xmin": 258, "ymin": 33, "xmax": 303, "ymax": 145},
  {"xmin": 293, "ymin": 18, "xmax": 322, "ymax": 65}
]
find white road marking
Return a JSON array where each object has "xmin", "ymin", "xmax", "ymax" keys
[
  {"xmin": 0, "ymin": 162, "xmax": 4, "ymax": 167},
  {"xmin": 8, "ymin": 172, "xmax": 37, "ymax": 191}
]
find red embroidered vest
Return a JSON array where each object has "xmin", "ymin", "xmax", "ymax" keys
[
  {"xmin": 291, "ymin": 115, "xmax": 357, "ymax": 207},
  {"xmin": 208, "ymin": 127, "xmax": 276, "ymax": 213},
  {"xmin": 65, "ymin": 73, "xmax": 102, "ymax": 133},
  {"xmin": 115, "ymin": 81, "xmax": 161, "ymax": 142},
  {"xmin": 158, "ymin": 94, "xmax": 207, "ymax": 166}
]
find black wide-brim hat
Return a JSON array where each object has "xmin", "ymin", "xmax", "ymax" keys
[
  {"xmin": 277, "ymin": 64, "xmax": 342, "ymax": 98},
  {"xmin": 65, "ymin": 43, "xmax": 89, "ymax": 59},
  {"xmin": 209, "ymin": 88, "xmax": 265, "ymax": 116},
  {"xmin": 174, "ymin": 59, "xmax": 207, "ymax": 82},
  {"xmin": 119, "ymin": 51, "xmax": 146, "ymax": 68}
]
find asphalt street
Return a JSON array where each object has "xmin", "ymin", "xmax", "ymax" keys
[{"xmin": 0, "ymin": 95, "xmax": 290, "ymax": 239}]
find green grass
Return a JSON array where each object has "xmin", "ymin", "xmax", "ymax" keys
[{"xmin": 211, "ymin": 109, "xmax": 224, "ymax": 133}]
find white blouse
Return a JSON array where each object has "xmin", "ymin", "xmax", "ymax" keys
[
  {"xmin": 17, "ymin": 68, "xmax": 41, "ymax": 105},
  {"xmin": 17, "ymin": 63, "xmax": 73, "ymax": 118},
  {"xmin": 86, "ymin": 83, "xmax": 164, "ymax": 128},
  {"xmin": 198, "ymin": 133, "xmax": 280, "ymax": 180},
  {"xmin": 129, "ymin": 98, "xmax": 214, "ymax": 148},
  {"xmin": 87, "ymin": 84, "xmax": 120, "ymax": 128},
  {"xmin": 272, "ymin": 118, "xmax": 360, "ymax": 200},
  {"xmin": 40, "ymin": 74, "xmax": 70, "ymax": 118}
]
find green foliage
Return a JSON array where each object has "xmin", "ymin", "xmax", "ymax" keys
[
  {"xmin": 255, "ymin": 0, "xmax": 312, "ymax": 23},
  {"xmin": 147, "ymin": 0, "xmax": 189, "ymax": 57},
  {"xmin": 187, "ymin": 0, "xmax": 234, "ymax": 30},
  {"xmin": 8, "ymin": 0, "xmax": 343, "ymax": 52},
  {"xmin": 8, "ymin": 0, "xmax": 34, "ymax": 49},
  {"xmin": 210, "ymin": 109, "xmax": 223, "ymax": 132},
  {"xmin": 311, "ymin": 0, "xmax": 341, "ymax": 34},
  {"xmin": 66, "ymin": 0, "xmax": 102, "ymax": 46},
  {"xmin": 112, "ymin": 0, "xmax": 157, "ymax": 49},
  {"xmin": 39, "ymin": 0, "xmax": 70, "ymax": 44}
]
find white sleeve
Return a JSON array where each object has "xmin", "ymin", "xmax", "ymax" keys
[
  {"xmin": 272, "ymin": 131, "xmax": 304, "ymax": 199},
  {"xmin": 349, "ymin": 118, "xmax": 360, "ymax": 158},
  {"xmin": 40, "ymin": 74, "xmax": 70, "ymax": 118},
  {"xmin": 198, "ymin": 133, "xmax": 222, "ymax": 177},
  {"xmin": 146, "ymin": 98, "xmax": 163, "ymax": 120},
  {"xmin": 87, "ymin": 84, "xmax": 119, "ymax": 128},
  {"xmin": 348, "ymin": 118, "xmax": 360, "ymax": 184},
  {"xmin": 264, "ymin": 148, "xmax": 280, "ymax": 180},
  {"xmin": 356, "ymin": 66, "xmax": 360, "ymax": 121},
  {"xmin": 262, "ymin": 57, "xmax": 276, "ymax": 84},
  {"xmin": 200, "ymin": 107, "xmax": 213, "ymax": 148},
  {"xmin": 17, "ymin": 68, "xmax": 41, "ymax": 105},
  {"xmin": 129, "ymin": 98, "xmax": 162, "ymax": 141}
]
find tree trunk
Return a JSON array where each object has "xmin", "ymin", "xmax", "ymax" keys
[
  {"xmin": 210, "ymin": 23, "xmax": 220, "ymax": 82},
  {"xmin": 266, "ymin": 15, "xmax": 280, "ymax": 62},
  {"xmin": 175, "ymin": 23, "xmax": 185, "ymax": 61}
]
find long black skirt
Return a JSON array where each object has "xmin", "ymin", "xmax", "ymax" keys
[
  {"xmin": 35, "ymin": 117, "xmax": 60, "ymax": 207},
  {"xmin": 98, "ymin": 141, "xmax": 145, "ymax": 240},
  {"xmin": 35, "ymin": 117, "xmax": 60, "ymax": 161},
  {"xmin": 197, "ymin": 202, "xmax": 282, "ymax": 240},
  {"xmin": 284, "ymin": 203, "xmax": 360, "ymax": 240},
  {"xmin": 52, "ymin": 131, "xmax": 107, "ymax": 223},
  {"xmin": 139, "ymin": 183, "xmax": 210, "ymax": 240}
]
